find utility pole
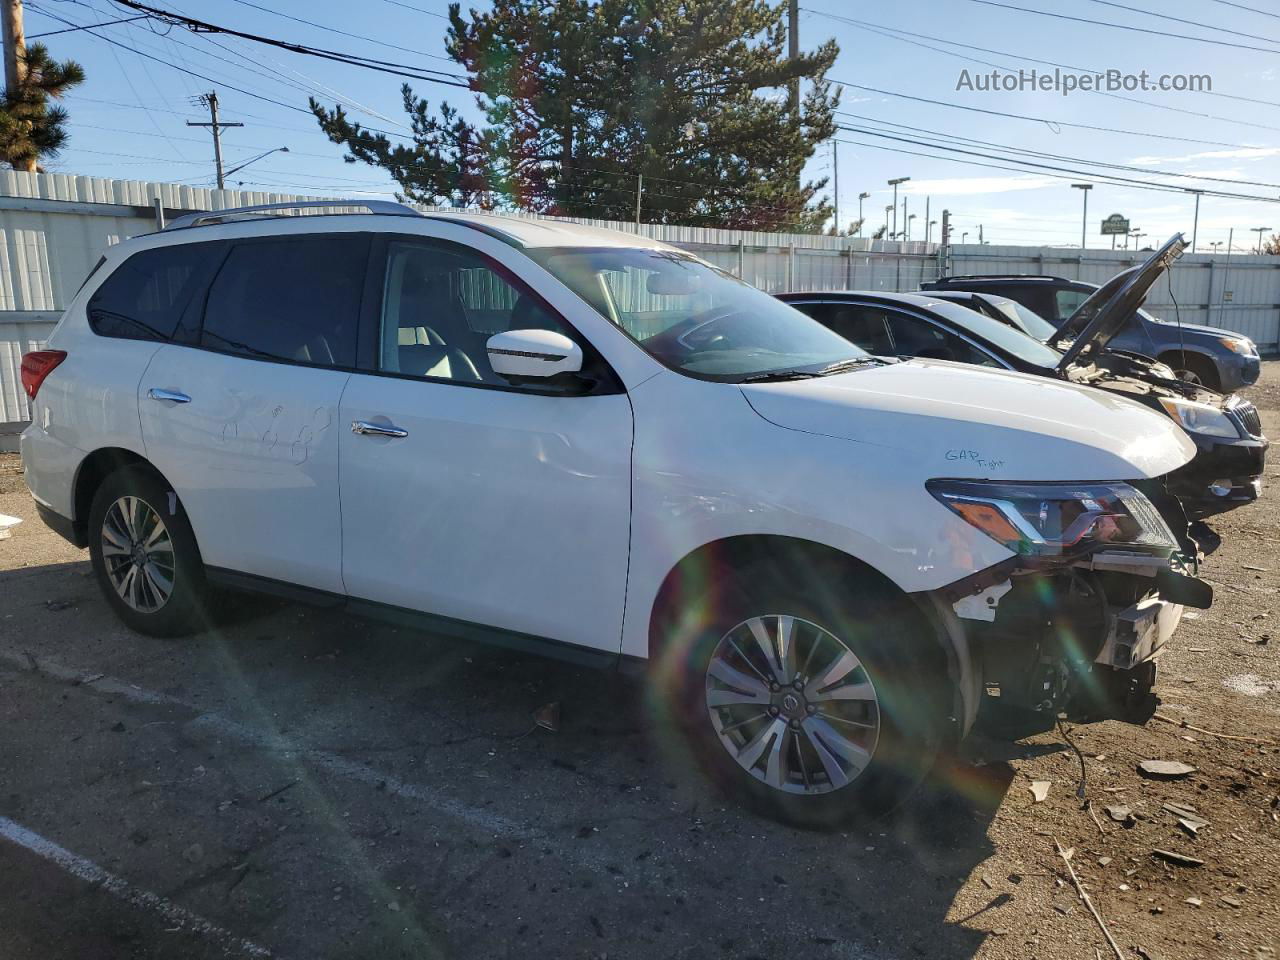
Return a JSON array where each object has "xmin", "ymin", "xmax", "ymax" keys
[
  {"xmin": 634, "ymin": 173, "xmax": 643, "ymax": 226},
  {"xmin": 2, "ymin": 0, "xmax": 33, "ymax": 172},
  {"xmin": 788, "ymin": 0, "xmax": 800, "ymax": 121},
  {"xmin": 1071, "ymin": 183, "xmax": 1091, "ymax": 251},
  {"xmin": 923, "ymin": 196, "xmax": 930, "ymax": 245},
  {"xmin": 187, "ymin": 92, "xmax": 243, "ymax": 190},
  {"xmin": 788, "ymin": 0, "xmax": 800, "ymax": 191},
  {"xmin": 1187, "ymin": 189, "xmax": 1203, "ymax": 253},
  {"xmin": 831, "ymin": 140, "xmax": 839, "ymax": 234},
  {"xmin": 902, "ymin": 196, "xmax": 909, "ymax": 242},
  {"xmin": 978, "ymin": 223, "xmax": 984, "ymax": 245},
  {"xmin": 1220, "ymin": 227, "xmax": 1234, "ymax": 326}
]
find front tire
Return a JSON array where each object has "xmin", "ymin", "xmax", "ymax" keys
[
  {"xmin": 88, "ymin": 466, "xmax": 209, "ymax": 637},
  {"xmin": 658, "ymin": 566, "xmax": 950, "ymax": 828}
]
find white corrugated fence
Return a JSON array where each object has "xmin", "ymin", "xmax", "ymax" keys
[{"xmin": 1, "ymin": 171, "xmax": 1277, "ymax": 436}]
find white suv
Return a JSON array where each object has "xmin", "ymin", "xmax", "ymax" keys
[{"xmin": 21, "ymin": 201, "xmax": 1211, "ymax": 825}]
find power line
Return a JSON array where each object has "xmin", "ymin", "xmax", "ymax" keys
[
  {"xmin": 1207, "ymin": 0, "xmax": 1280, "ymax": 20},
  {"xmin": 29, "ymin": 3, "xmax": 314, "ymax": 113},
  {"xmin": 108, "ymin": 0, "xmax": 472, "ymax": 87},
  {"xmin": 27, "ymin": 13, "xmax": 147, "ymax": 36},
  {"xmin": 836, "ymin": 112, "xmax": 1280, "ymax": 189},
  {"xmin": 1082, "ymin": 0, "xmax": 1280, "ymax": 45},
  {"xmin": 375, "ymin": 0, "xmax": 449, "ymax": 21},
  {"xmin": 806, "ymin": 8, "xmax": 1280, "ymax": 117},
  {"xmin": 222, "ymin": 0, "xmax": 457, "ymax": 64},
  {"xmin": 969, "ymin": 0, "xmax": 1280, "ymax": 55},
  {"xmin": 829, "ymin": 77, "xmax": 1269, "ymax": 150},
  {"xmin": 831, "ymin": 134, "xmax": 1280, "ymax": 203}
]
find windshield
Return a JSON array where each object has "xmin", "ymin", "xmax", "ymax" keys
[
  {"xmin": 922, "ymin": 299, "xmax": 1064, "ymax": 368},
  {"xmin": 1003, "ymin": 300, "xmax": 1058, "ymax": 341},
  {"xmin": 529, "ymin": 247, "xmax": 870, "ymax": 380}
]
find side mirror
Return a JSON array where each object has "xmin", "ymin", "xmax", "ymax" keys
[{"xmin": 486, "ymin": 329, "xmax": 584, "ymax": 381}]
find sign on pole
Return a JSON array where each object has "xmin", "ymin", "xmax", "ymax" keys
[{"xmin": 1101, "ymin": 213, "xmax": 1130, "ymax": 236}]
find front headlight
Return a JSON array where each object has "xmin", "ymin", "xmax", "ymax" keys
[
  {"xmin": 1158, "ymin": 397, "xmax": 1240, "ymax": 439},
  {"xmin": 1219, "ymin": 337, "xmax": 1258, "ymax": 357},
  {"xmin": 927, "ymin": 479, "xmax": 1178, "ymax": 562}
]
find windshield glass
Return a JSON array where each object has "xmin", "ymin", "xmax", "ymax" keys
[
  {"xmin": 1004, "ymin": 300, "xmax": 1058, "ymax": 341},
  {"xmin": 529, "ymin": 247, "xmax": 870, "ymax": 379},
  {"xmin": 921, "ymin": 299, "xmax": 1064, "ymax": 368}
]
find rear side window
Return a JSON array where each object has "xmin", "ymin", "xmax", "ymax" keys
[
  {"xmin": 201, "ymin": 235, "xmax": 368, "ymax": 368},
  {"xmin": 88, "ymin": 244, "xmax": 223, "ymax": 342}
]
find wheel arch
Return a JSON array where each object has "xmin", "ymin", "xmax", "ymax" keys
[
  {"xmin": 645, "ymin": 534, "xmax": 972, "ymax": 733},
  {"xmin": 71, "ymin": 447, "xmax": 171, "ymax": 543},
  {"xmin": 1157, "ymin": 346, "xmax": 1220, "ymax": 379}
]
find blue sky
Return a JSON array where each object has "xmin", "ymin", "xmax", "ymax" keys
[{"xmin": 26, "ymin": 0, "xmax": 1280, "ymax": 250}]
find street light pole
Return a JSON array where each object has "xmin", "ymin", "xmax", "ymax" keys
[
  {"xmin": 887, "ymin": 177, "xmax": 909, "ymax": 240},
  {"xmin": 1253, "ymin": 226, "xmax": 1272, "ymax": 254},
  {"xmin": 1071, "ymin": 183, "xmax": 1091, "ymax": 250},
  {"xmin": 1187, "ymin": 189, "xmax": 1204, "ymax": 253},
  {"xmin": 907, "ymin": 214, "xmax": 917, "ymax": 242},
  {"xmin": 857, "ymin": 191, "xmax": 870, "ymax": 234},
  {"xmin": 884, "ymin": 204, "xmax": 892, "ymax": 239},
  {"xmin": 221, "ymin": 145, "xmax": 290, "ymax": 180}
]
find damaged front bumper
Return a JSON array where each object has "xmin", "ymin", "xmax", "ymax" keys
[{"xmin": 933, "ymin": 546, "xmax": 1211, "ymax": 730}]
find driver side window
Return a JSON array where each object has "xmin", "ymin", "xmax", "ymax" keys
[{"xmin": 379, "ymin": 241, "xmax": 571, "ymax": 386}]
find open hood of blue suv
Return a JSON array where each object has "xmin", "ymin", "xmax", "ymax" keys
[{"xmin": 1055, "ymin": 234, "xmax": 1188, "ymax": 373}]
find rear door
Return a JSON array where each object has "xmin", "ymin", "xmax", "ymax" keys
[{"xmin": 138, "ymin": 233, "xmax": 369, "ymax": 594}]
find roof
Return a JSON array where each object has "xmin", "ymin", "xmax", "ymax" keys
[
  {"xmin": 156, "ymin": 200, "xmax": 676, "ymax": 251},
  {"xmin": 423, "ymin": 212, "xmax": 673, "ymax": 250},
  {"xmin": 779, "ymin": 290, "xmax": 949, "ymax": 308}
]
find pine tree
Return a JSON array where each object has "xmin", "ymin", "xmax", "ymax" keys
[
  {"xmin": 0, "ymin": 43, "xmax": 85, "ymax": 172},
  {"xmin": 312, "ymin": 0, "xmax": 839, "ymax": 231},
  {"xmin": 311, "ymin": 86, "xmax": 498, "ymax": 208}
]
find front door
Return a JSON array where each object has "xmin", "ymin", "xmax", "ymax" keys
[
  {"xmin": 138, "ymin": 233, "xmax": 369, "ymax": 593},
  {"xmin": 339, "ymin": 237, "xmax": 633, "ymax": 653}
]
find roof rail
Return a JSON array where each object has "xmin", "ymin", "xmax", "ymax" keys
[
  {"xmin": 164, "ymin": 199, "xmax": 420, "ymax": 231},
  {"xmin": 926, "ymin": 274, "xmax": 1071, "ymax": 285}
]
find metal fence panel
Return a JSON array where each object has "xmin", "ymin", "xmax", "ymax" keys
[{"xmin": 0, "ymin": 172, "xmax": 1276, "ymax": 432}]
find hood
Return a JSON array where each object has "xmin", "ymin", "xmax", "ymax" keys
[
  {"xmin": 1142, "ymin": 314, "xmax": 1237, "ymax": 341},
  {"xmin": 1055, "ymin": 234, "xmax": 1188, "ymax": 372},
  {"xmin": 741, "ymin": 358, "xmax": 1196, "ymax": 481}
]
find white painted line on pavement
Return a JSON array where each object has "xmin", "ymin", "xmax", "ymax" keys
[
  {"xmin": 0, "ymin": 815, "xmax": 272, "ymax": 958},
  {"xmin": 0, "ymin": 646, "xmax": 530, "ymax": 838}
]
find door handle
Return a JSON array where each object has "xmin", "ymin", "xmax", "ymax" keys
[
  {"xmin": 351, "ymin": 420, "xmax": 408, "ymax": 439},
  {"xmin": 147, "ymin": 388, "xmax": 191, "ymax": 404}
]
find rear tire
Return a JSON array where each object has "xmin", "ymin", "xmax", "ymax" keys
[
  {"xmin": 656, "ymin": 563, "xmax": 950, "ymax": 828},
  {"xmin": 87, "ymin": 466, "xmax": 210, "ymax": 637}
]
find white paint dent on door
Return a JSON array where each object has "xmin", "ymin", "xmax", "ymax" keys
[{"xmin": 137, "ymin": 346, "xmax": 350, "ymax": 593}]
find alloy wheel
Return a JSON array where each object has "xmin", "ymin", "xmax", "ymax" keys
[
  {"xmin": 704, "ymin": 615, "xmax": 880, "ymax": 795},
  {"xmin": 100, "ymin": 496, "xmax": 175, "ymax": 613}
]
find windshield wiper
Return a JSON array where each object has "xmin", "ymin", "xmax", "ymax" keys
[
  {"xmin": 739, "ymin": 369, "xmax": 822, "ymax": 383},
  {"xmin": 814, "ymin": 357, "xmax": 882, "ymax": 376}
]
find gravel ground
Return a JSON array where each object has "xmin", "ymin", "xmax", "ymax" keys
[{"xmin": 0, "ymin": 364, "xmax": 1277, "ymax": 960}]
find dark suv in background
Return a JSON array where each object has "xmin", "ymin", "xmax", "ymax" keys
[{"xmin": 921, "ymin": 274, "xmax": 1262, "ymax": 392}]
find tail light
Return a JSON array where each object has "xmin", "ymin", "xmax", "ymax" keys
[{"xmin": 20, "ymin": 350, "xmax": 66, "ymax": 400}]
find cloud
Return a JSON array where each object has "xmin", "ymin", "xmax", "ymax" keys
[
  {"xmin": 1129, "ymin": 147, "xmax": 1280, "ymax": 166},
  {"xmin": 901, "ymin": 175, "xmax": 1056, "ymax": 196}
]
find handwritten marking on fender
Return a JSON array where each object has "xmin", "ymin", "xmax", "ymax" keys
[{"xmin": 945, "ymin": 449, "xmax": 1006, "ymax": 471}]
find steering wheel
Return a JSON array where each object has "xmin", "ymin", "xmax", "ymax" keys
[{"xmin": 645, "ymin": 307, "xmax": 745, "ymax": 356}]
